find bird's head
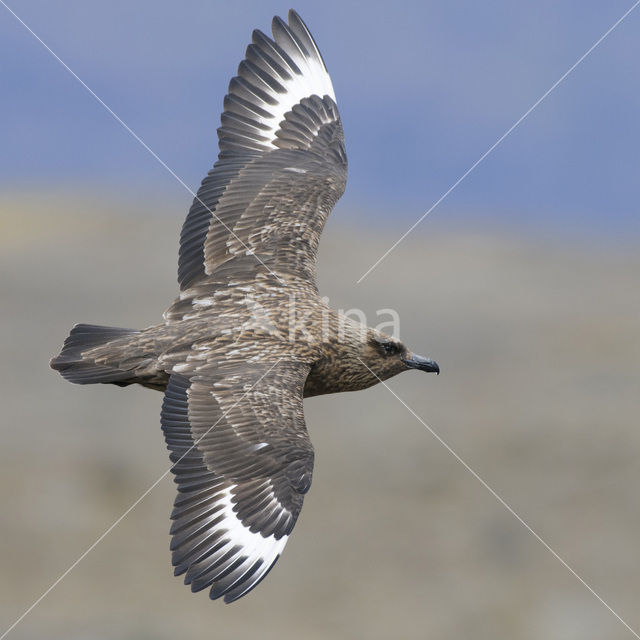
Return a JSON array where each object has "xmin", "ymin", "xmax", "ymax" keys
[{"xmin": 362, "ymin": 330, "xmax": 439, "ymax": 382}]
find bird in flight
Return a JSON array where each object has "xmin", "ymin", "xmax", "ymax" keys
[{"xmin": 51, "ymin": 10, "xmax": 439, "ymax": 603}]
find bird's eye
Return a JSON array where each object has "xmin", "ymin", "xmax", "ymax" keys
[{"xmin": 382, "ymin": 342, "xmax": 396, "ymax": 355}]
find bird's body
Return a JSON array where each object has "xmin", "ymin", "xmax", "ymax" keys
[{"xmin": 51, "ymin": 11, "xmax": 438, "ymax": 603}]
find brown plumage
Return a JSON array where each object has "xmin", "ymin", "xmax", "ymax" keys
[{"xmin": 51, "ymin": 10, "xmax": 439, "ymax": 603}]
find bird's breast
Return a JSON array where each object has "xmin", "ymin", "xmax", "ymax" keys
[{"xmin": 303, "ymin": 349, "xmax": 380, "ymax": 397}]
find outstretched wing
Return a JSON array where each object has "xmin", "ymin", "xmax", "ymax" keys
[
  {"xmin": 161, "ymin": 357, "xmax": 313, "ymax": 603},
  {"xmin": 178, "ymin": 10, "xmax": 347, "ymax": 290}
]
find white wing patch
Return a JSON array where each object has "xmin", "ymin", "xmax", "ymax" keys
[
  {"xmin": 221, "ymin": 485, "xmax": 288, "ymax": 552},
  {"xmin": 200, "ymin": 485, "xmax": 289, "ymax": 600},
  {"xmin": 256, "ymin": 59, "xmax": 335, "ymax": 150},
  {"xmin": 222, "ymin": 13, "xmax": 337, "ymax": 152}
]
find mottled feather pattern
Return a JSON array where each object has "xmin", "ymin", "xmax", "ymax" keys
[{"xmin": 51, "ymin": 10, "xmax": 437, "ymax": 605}]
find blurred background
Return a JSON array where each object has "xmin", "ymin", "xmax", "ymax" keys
[{"xmin": 1, "ymin": 1, "xmax": 639, "ymax": 638}]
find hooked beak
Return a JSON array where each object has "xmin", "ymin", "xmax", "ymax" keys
[{"xmin": 402, "ymin": 353, "xmax": 440, "ymax": 374}]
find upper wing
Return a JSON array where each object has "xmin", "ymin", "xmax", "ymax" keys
[
  {"xmin": 161, "ymin": 357, "xmax": 313, "ymax": 603},
  {"xmin": 178, "ymin": 10, "xmax": 347, "ymax": 290}
]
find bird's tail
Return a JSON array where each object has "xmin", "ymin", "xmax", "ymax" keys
[{"xmin": 50, "ymin": 323, "xmax": 143, "ymax": 386}]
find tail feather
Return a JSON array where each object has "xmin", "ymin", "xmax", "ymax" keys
[{"xmin": 51, "ymin": 323, "xmax": 140, "ymax": 385}]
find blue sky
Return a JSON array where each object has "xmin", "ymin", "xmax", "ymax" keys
[{"xmin": 2, "ymin": 1, "xmax": 639, "ymax": 238}]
